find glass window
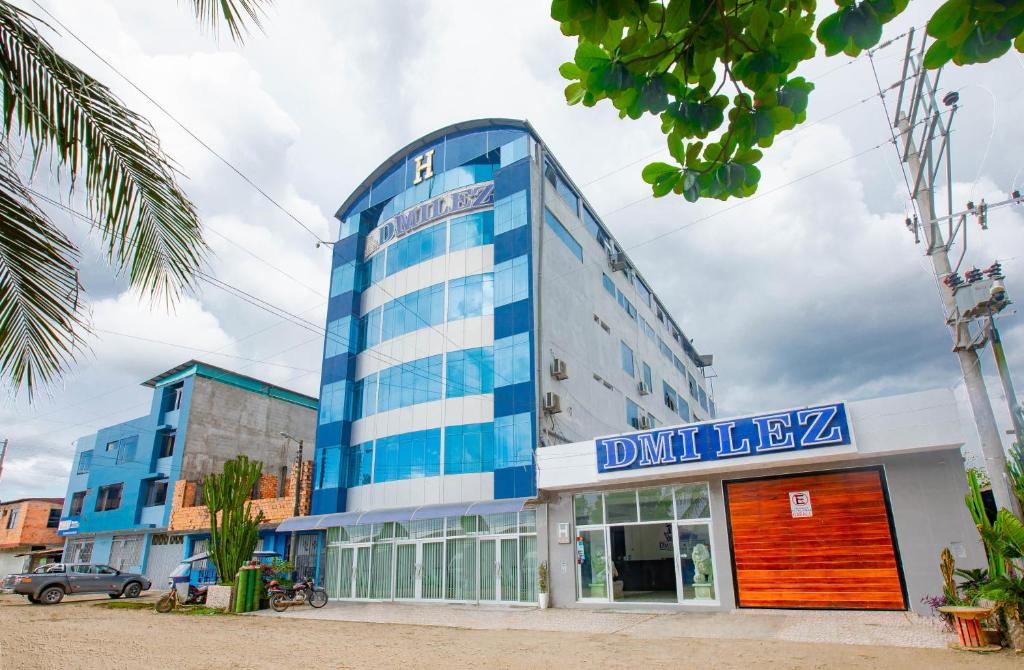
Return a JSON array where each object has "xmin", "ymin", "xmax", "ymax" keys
[
  {"xmin": 678, "ymin": 524, "xmax": 715, "ymax": 601},
  {"xmin": 658, "ymin": 337, "xmax": 673, "ymax": 361},
  {"xmin": 688, "ymin": 372, "xmax": 699, "ymax": 399},
  {"xmin": 675, "ymin": 482, "xmax": 711, "ymax": 520},
  {"xmin": 604, "ymin": 489, "xmax": 638, "ymax": 524},
  {"xmin": 616, "ymin": 289, "xmax": 637, "ymax": 320},
  {"xmin": 319, "ymin": 380, "xmax": 348, "ymax": 425},
  {"xmin": 494, "ymin": 255, "xmax": 529, "ymax": 307},
  {"xmin": 330, "ymin": 261, "xmax": 357, "ymax": 297},
  {"xmin": 444, "ymin": 422, "xmax": 495, "ymax": 474},
  {"xmin": 381, "ymin": 282, "xmax": 445, "ymax": 343},
  {"xmin": 698, "ymin": 386, "xmax": 709, "ymax": 411},
  {"xmin": 625, "ymin": 397, "xmax": 642, "ymax": 429},
  {"xmin": 359, "ymin": 307, "xmax": 382, "ymax": 351},
  {"xmin": 385, "ymin": 221, "xmax": 447, "ymax": 277},
  {"xmin": 544, "ymin": 162, "xmax": 579, "ymax": 215},
  {"xmin": 620, "ymin": 341, "xmax": 635, "ymax": 377},
  {"xmin": 77, "ymin": 450, "xmax": 92, "ymax": 474},
  {"xmin": 573, "ymin": 493, "xmax": 604, "ymax": 526},
  {"xmin": 325, "ymin": 316, "xmax": 354, "ymax": 359},
  {"xmin": 69, "ymin": 491, "xmax": 86, "ymax": 516},
  {"xmin": 494, "ymin": 332, "xmax": 531, "ymax": 387},
  {"xmin": 446, "ymin": 347, "xmax": 494, "ymax": 398},
  {"xmin": 95, "ymin": 483, "xmax": 123, "ymax": 512},
  {"xmin": 601, "ymin": 273, "xmax": 615, "ymax": 297},
  {"xmin": 499, "ymin": 135, "xmax": 529, "ymax": 167},
  {"xmin": 376, "ymin": 354, "xmax": 442, "ymax": 413},
  {"xmin": 158, "ymin": 431, "xmax": 175, "ymax": 459},
  {"xmin": 663, "ymin": 382, "xmax": 678, "ymax": 412},
  {"xmin": 373, "ymin": 428, "xmax": 441, "ymax": 483},
  {"xmin": 635, "ymin": 279, "xmax": 653, "ymax": 308},
  {"xmin": 317, "ymin": 446, "xmax": 342, "ymax": 489},
  {"xmin": 494, "ymin": 190, "xmax": 528, "ymax": 235},
  {"xmin": 582, "ymin": 207, "xmax": 601, "ymax": 240},
  {"xmin": 144, "ymin": 480, "xmax": 168, "ymax": 507},
  {"xmin": 447, "ymin": 273, "xmax": 494, "ymax": 321},
  {"xmin": 494, "ymin": 412, "xmax": 532, "ymax": 469},
  {"xmin": 544, "ymin": 208, "xmax": 583, "ymax": 262},
  {"xmin": 449, "ymin": 211, "xmax": 494, "ymax": 251},
  {"xmin": 638, "ymin": 486, "xmax": 674, "ymax": 521},
  {"xmin": 678, "ymin": 396, "xmax": 691, "ymax": 422},
  {"xmin": 345, "ymin": 442, "xmax": 373, "ymax": 487},
  {"xmin": 642, "ymin": 362, "xmax": 653, "ymax": 391},
  {"xmin": 577, "ymin": 529, "xmax": 607, "ymax": 599}
]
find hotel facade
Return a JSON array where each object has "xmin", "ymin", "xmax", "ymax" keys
[{"xmin": 284, "ymin": 119, "xmax": 981, "ymax": 612}]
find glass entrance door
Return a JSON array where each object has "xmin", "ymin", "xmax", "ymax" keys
[
  {"xmin": 499, "ymin": 538, "xmax": 518, "ymax": 603},
  {"xmin": 394, "ymin": 543, "xmax": 417, "ymax": 599},
  {"xmin": 354, "ymin": 544, "xmax": 372, "ymax": 599},
  {"xmin": 420, "ymin": 541, "xmax": 445, "ymax": 600},
  {"xmin": 479, "ymin": 539, "xmax": 498, "ymax": 601},
  {"xmin": 336, "ymin": 546, "xmax": 355, "ymax": 599},
  {"xmin": 576, "ymin": 529, "xmax": 608, "ymax": 600}
]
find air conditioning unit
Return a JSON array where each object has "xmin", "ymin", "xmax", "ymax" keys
[
  {"xmin": 631, "ymin": 414, "xmax": 652, "ymax": 430},
  {"xmin": 550, "ymin": 358, "xmax": 568, "ymax": 380},
  {"xmin": 543, "ymin": 392, "xmax": 562, "ymax": 414},
  {"xmin": 637, "ymin": 381, "xmax": 651, "ymax": 396},
  {"xmin": 608, "ymin": 252, "xmax": 628, "ymax": 272}
]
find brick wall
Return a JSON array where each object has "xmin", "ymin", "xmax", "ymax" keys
[
  {"xmin": 0, "ymin": 500, "xmax": 63, "ymax": 549},
  {"xmin": 168, "ymin": 461, "xmax": 312, "ymax": 532}
]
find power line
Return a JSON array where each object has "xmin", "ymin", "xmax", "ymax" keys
[{"xmin": 30, "ymin": 0, "xmax": 328, "ymax": 245}]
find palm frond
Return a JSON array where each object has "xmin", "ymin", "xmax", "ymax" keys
[
  {"xmin": 190, "ymin": 0, "xmax": 269, "ymax": 43},
  {"xmin": 0, "ymin": 2, "xmax": 208, "ymax": 394},
  {"xmin": 0, "ymin": 142, "xmax": 86, "ymax": 397}
]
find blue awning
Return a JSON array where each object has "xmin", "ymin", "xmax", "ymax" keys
[{"xmin": 276, "ymin": 497, "xmax": 533, "ymax": 532}]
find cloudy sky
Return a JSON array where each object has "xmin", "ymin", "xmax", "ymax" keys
[{"xmin": 2, "ymin": 0, "xmax": 1022, "ymax": 500}]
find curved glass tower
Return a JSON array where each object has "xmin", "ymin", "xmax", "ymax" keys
[{"xmin": 307, "ymin": 119, "xmax": 715, "ymax": 603}]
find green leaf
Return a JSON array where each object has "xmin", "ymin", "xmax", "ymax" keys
[
  {"xmin": 651, "ymin": 170, "xmax": 681, "ymax": 197},
  {"xmin": 927, "ymin": 0, "xmax": 969, "ymax": 39},
  {"xmin": 667, "ymin": 132, "xmax": 685, "ymax": 163},
  {"xmin": 748, "ymin": 4, "xmax": 770, "ymax": 43},
  {"xmin": 559, "ymin": 61, "xmax": 583, "ymax": 79},
  {"xmin": 923, "ymin": 40, "xmax": 957, "ymax": 69},
  {"xmin": 190, "ymin": 0, "xmax": 268, "ymax": 43},
  {"xmin": 641, "ymin": 161, "xmax": 679, "ymax": 184},
  {"xmin": 564, "ymin": 82, "xmax": 586, "ymax": 105},
  {"xmin": 575, "ymin": 42, "xmax": 611, "ymax": 71},
  {"xmin": 664, "ymin": 0, "xmax": 692, "ymax": 32},
  {"xmin": 958, "ymin": 27, "xmax": 1012, "ymax": 64},
  {"xmin": 816, "ymin": 11, "xmax": 847, "ymax": 56}
]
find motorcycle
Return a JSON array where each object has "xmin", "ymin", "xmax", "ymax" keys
[
  {"xmin": 267, "ymin": 578, "xmax": 328, "ymax": 612},
  {"xmin": 155, "ymin": 582, "xmax": 207, "ymax": 613}
]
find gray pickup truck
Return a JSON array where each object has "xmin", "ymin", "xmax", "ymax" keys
[{"xmin": 2, "ymin": 563, "xmax": 151, "ymax": 604}]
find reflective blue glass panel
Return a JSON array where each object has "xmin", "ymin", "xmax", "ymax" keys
[
  {"xmin": 494, "ymin": 190, "xmax": 528, "ymax": 235},
  {"xmin": 494, "ymin": 413, "xmax": 532, "ymax": 469},
  {"xmin": 494, "ymin": 255, "xmax": 529, "ymax": 307},
  {"xmin": 446, "ymin": 347, "xmax": 494, "ymax": 398},
  {"xmin": 449, "ymin": 211, "xmax": 494, "ymax": 252},
  {"xmin": 544, "ymin": 208, "xmax": 583, "ymax": 262},
  {"xmin": 447, "ymin": 273, "xmax": 493, "ymax": 321},
  {"xmin": 373, "ymin": 428, "xmax": 441, "ymax": 483},
  {"xmin": 444, "ymin": 422, "xmax": 495, "ymax": 474},
  {"xmin": 494, "ymin": 332, "xmax": 531, "ymax": 387}
]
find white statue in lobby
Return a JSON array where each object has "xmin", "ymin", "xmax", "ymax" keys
[{"xmin": 692, "ymin": 543, "xmax": 714, "ymax": 599}]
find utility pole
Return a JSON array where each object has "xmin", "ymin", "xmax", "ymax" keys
[
  {"xmin": 890, "ymin": 29, "xmax": 1021, "ymax": 515},
  {"xmin": 0, "ymin": 438, "xmax": 7, "ymax": 486},
  {"xmin": 989, "ymin": 307, "xmax": 1024, "ymax": 449},
  {"xmin": 280, "ymin": 433, "xmax": 304, "ymax": 568}
]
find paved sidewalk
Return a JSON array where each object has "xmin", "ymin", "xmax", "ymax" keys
[{"xmin": 250, "ymin": 601, "xmax": 951, "ymax": 649}]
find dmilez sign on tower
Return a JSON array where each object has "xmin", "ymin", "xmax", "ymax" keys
[{"xmin": 596, "ymin": 403, "xmax": 852, "ymax": 474}]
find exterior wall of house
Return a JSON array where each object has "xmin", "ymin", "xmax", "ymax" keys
[{"xmin": 0, "ymin": 499, "xmax": 63, "ymax": 549}]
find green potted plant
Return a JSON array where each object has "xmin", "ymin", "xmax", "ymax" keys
[{"xmin": 538, "ymin": 562, "xmax": 549, "ymax": 609}]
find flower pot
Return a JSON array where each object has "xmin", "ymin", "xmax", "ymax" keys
[{"xmin": 538, "ymin": 593, "xmax": 550, "ymax": 610}]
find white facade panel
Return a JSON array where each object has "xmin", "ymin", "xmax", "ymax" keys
[{"xmin": 344, "ymin": 473, "xmax": 494, "ymax": 511}]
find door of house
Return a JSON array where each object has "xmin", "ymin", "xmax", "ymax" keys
[{"xmin": 725, "ymin": 468, "xmax": 907, "ymax": 610}]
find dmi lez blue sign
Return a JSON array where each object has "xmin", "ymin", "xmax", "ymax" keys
[
  {"xmin": 596, "ymin": 403, "xmax": 851, "ymax": 474},
  {"xmin": 364, "ymin": 181, "xmax": 495, "ymax": 259}
]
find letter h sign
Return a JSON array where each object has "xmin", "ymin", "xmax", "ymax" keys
[{"xmin": 413, "ymin": 149, "xmax": 435, "ymax": 185}]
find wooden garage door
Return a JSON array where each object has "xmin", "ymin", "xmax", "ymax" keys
[{"xmin": 725, "ymin": 468, "xmax": 906, "ymax": 610}]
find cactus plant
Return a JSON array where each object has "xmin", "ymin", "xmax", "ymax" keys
[{"xmin": 204, "ymin": 456, "xmax": 266, "ymax": 586}]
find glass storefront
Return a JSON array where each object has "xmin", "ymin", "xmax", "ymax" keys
[
  {"xmin": 573, "ymin": 483, "xmax": 717, "ymax": 604},
  {"xmin": 324, "ymin": 511, "xmax": 537, "ymax": 604}
]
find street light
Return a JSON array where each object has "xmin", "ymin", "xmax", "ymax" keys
[{"xmin": 280, "ymin": 432, "xmax": 304, "ymax": 570}]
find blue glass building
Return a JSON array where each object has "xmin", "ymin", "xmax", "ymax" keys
[{"xmin": 290, "ymin": 119, "xmax": 716, "ymax": 604}]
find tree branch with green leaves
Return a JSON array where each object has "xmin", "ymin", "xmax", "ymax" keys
[
  {"xmin": 553, "ymin": 0, "xmax": 1024, "ymax": 203},
  {"xmin": 0, "ymin": 0, "xmax": 268, "ymax": 398}
]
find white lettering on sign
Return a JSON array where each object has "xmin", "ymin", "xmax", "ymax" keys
[{"xmin": 789, "ymin": 490, "xmax": 812, "ymax": 518}]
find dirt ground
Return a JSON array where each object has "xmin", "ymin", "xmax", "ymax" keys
[{"xmin": 0, "ymin": 594, "xmax": 1019, "ymax": 670}]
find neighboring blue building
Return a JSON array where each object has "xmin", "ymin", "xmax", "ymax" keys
[
  {"xmin": 60, "ymin": 361, "xmax": 317, "ymax": 587},
  {"xmin": 282, "ymin": 119, "xmax": 716, "ymax": 605}
]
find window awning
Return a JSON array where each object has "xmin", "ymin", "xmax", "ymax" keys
[{"xmin": 276, "ymin": 497, "xmax": 534, "ymax": 533}]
